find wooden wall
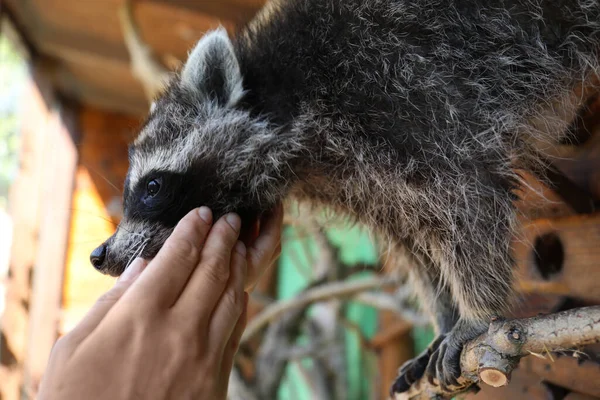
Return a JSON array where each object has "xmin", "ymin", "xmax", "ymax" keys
[
  {"xmin": 4, "ymin": 0, "xmax": 265, "ymax": 114},
  {"xmin": 61, "ymin": 107, "xmax": 140, "ymax": 334},
  {"xmin": 0, "ymin": 67, "xmax": 143, "ymax": 398},
  {"xmin": 0, "ymin": 68, "xmax": 78, "ymax": 399}
]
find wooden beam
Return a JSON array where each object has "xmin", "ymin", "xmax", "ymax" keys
[
  {"xmin": 527, "ymin": 356, "xmax": 600, "ymax": 397},
  {"xmin": 1, "ymin": 1, "xmax": 38, "ymax": 60},
  {"xmin": 57, "ymin": 80, "xmax": 148, "ymax": 116},
  {"xmin": 40, "ymin": 30, "xmax": 130, "ymax": 69},
  {"xmin": 23, "ymin": 103, "xmax": 79, "ymax": 395},
  {"xmin": 141, "ymin": 0, "xmax": 264, "ymax": 26},
  {"xmin": 515, "ymin": 212, "xmax": 600, "ymax": 303},
  {"xmin": 61, "ymin": 106, "xmax": 139, "ymax": 334},
  {"xmin": 4, "ymin": 0, "xmax": 130, "ymax": 64},
  {"xmin": 0, "ymin": 70, "xmax": 60, "ymax": 400},
  {"xmin": 5, "ymin": 0, "xmax": 262, "ymax": 69}
]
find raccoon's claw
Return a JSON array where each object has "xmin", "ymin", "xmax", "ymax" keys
[
  {"xmin": 424, "ymin": 320, "xmax": 487, "ymax": 390},
  {"xmin": 390, "ymin": 335, "xmax": 445, "ymax": 395},
  {"xmin": 425, "ymin": 336, "xmax": 462, "ymax": 389}
]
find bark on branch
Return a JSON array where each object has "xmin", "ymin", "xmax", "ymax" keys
[
  {"xmin": 118, "ymin": 0, "xmax": 171, "ymax": 100},
  {"xmin": 241, "ymin": 276, "xmax": 401, "ymax": 344},
  {"xmin": 394, "ymin": 306, "xmax": 600, "ymax": 400}
]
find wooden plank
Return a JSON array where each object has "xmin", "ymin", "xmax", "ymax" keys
[
  {"xmin": 375, "ymin": 258, "xmax": 414, "ymax": 400},
  {"xmin": 553, "ymin": 93, "xmax": 600, "ymax": 201},
  {"xmin": 54, "ymin": 59, "xmax": 149, "ymax": 116},
  {"xmin": 514, "ymin": 213, "xmax": 600, "ymax": 302},
  {"xmin": 555, "ymin": 126, "xmax": 600, "ymax": 202},
  {"xmin": 4, "ymin": 0, "xmax": 256, "ymax": 114},
  {"xmin": 564, "ymin": 392, "xmax": 599, "ymax": 400},
  {"xmin": 23, "ymin": 103, "xmax": 78, "ymax": 395},
  {"xmin": 527, "ymin": 356, "xmax": 600, "ymax": 397},
  {"xmin": 31, "ymin": 0, "xmax": 126, "ymax": 45},
  {"xmin": 65, "ymin": 85, "xmax": 148, "ymax": 117},
  {"xmin": 143, "ymin": 0, "xmax": 264, "ymax": 26},
  {"xmin": 4, "ymin": 0, "xmax": 270, "ymax": 114},
  {"xmin": 40, "ymin": 30, "xmax": 131, "ymax": 69},
  {"xmin": 61, "ymin": 107, "xmax": 139, "ymax": 334},
  {"xmin": 514, "ymin": 170, "xmax": 575, "ymax": 222},
  {"xmin": 374, "ymin": 316, "xmax": 413, "ymax": 400},
  {"xmin": 59, "ymin": 57, "xmax": 146, "ymax": 100},
  {"xmin": 6, "ymin": 0, "xmax": 247, "ymax": 66},
  {"xmin": 0, "ymin": 75, "xmax": 53, "ymax": 400},
  {"xmin": 134, "ymin": 2, "xmax": 238, "ymax": 61},
  {"xmin": 5, "ymin": 0, "xmax": 128, "ymax": 65}
]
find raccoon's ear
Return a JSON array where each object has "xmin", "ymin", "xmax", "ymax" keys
[{"xmin": 181, "ymin": 27, "xmax": 243, "ymax": 106}]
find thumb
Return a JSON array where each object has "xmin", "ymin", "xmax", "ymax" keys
[{"xmin": 68, "ymin": 258, "xmax": 148, "ymax": 342}]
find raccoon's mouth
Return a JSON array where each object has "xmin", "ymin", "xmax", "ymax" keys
[{"xmin": 93, "ymin": 211, "xmax": 262, "ymax": 278}]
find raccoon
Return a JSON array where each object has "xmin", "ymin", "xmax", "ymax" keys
[{"xmin": 90, "ymin": 0, "xmax": 600, "ymax": 394}]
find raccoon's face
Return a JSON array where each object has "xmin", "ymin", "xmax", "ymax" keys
[{"xmin": 90, "ymin": 28, "xmax": 267, "ymax": 276}]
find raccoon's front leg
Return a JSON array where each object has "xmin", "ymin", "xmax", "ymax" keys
[
  {"xmin": 422, "ymin": 189, "xmax": 516, "ymax": 390},
  {"xmin": 390, "ymin": 245, "xmax": 459, "ymax": 394}
]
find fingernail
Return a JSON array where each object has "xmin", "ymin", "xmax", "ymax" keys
[
  {"xmin": 118, "ymin": 258, "xmax": 146, "ymax": 282},
  {"xmin": 235, "ymin": 241, "xmax": 247, "ymax": 256},
  {"xmin": 226, "ymin": 213, "xmax": 241, "ymax": 232},
  {"xmin": 198, "ymin": 207, "xmax": 212, "ymax": 224}
]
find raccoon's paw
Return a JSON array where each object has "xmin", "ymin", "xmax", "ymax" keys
[
  {"xmin": 425, "ymin": 320, "xmax": 487, "ymax": 390},
  {"xmin": 389, "ymin": 335, "xmax": 445, "ymax": 395}
]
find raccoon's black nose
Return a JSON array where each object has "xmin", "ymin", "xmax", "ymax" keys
[{"xmin": 90, "ymin": 244, "xmax": 107, "ymax": 269}]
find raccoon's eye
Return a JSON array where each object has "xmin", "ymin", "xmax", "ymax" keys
[{"xmin": 146, "ymin": 179, "xmax": 161, "ymax": 197}]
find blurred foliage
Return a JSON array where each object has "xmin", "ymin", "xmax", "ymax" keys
[{"xmin": 0, "ymin": 33, "xmax": 26, "ymax": 209}]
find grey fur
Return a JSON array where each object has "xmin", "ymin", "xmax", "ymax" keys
[{"xmin": 93, "ymin": 0, "xmax": 600, "ymax": 392}]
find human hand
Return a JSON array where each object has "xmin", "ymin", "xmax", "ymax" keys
[
  {"xmin": 38, "ymin": 205, "xmax": 282, "ymax": 400},
  {"xmin": 243, "ymin": 203, "xmax": 283, "ymax": 292}
]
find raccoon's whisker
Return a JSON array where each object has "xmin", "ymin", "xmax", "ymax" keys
[
  {"xmin": 112, "ymin": 234, "xmax": 146, "ymax": 243},
  {"xmin": 81, "ymin": 162, "xmax": 123, "ymax": 194},
  {"xmin": 115, "ymin": 225, "xmax": 147, "ymax": 238},
  {"xmin": 135, "ymin": 239, "xmax": 149, "ymax": 265},
  {"xmin": 125, "ymin": 237, "xmax": 143, "ymax": 263},
  {"xmin": 125, "ymin": 237, "xmax": 148, "ymax": 270},
  {"xmin": 71, "ymin": 238, "xmax": 121, "ymax": 245}
]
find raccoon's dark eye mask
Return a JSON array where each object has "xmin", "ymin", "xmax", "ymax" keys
[
  {"xmin": 139, "ymin": 173, "xmax": 186, "ymax": 211},
  {"xmin": 125, "ymin": 171, "xmax": 205, "ymax": 228}
]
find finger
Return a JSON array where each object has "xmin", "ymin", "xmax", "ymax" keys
[
  {"xmin": 218, "ymin": 292, "xmax": 248, "ymax": 397},
  {"xmin": 205, "ymin": 241, "xmax": 247, "ymax": 361},
  {"xmin": 246, "ymin": 203, "xmax": 284, "ymax": 289},
  {"xmin": 246, "ymin": 242, "xmax": 282, "ymax": 293},
  {"xmin": 128, "ymin": 207, "xmax": 213, "ymax": 308},
  {"xmin": 175, "ymin": 213, "xmax": 242, "ymax": 312},
  {"xmin": 68, "ymin": 258, "xmax": 148, "ymax": 342}
]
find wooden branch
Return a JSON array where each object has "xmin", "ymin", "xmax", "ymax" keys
[
  {"xmin": 118, "ymin": 0, "xmax": 171, "ymax": 101},
  {"xmin": 354, "ymin": 292, "xmax": 429, "ymax": 326},
  {"xmin": 254, "ymin": 305, "xmax": 308, "ymax": 399},
  {"xmin": 241, "ymin": 276, "xmax": 400, "ymax": 344},
  {"xmin": 394, "ymin": 306, "xmax": 600, "ymax": 400}
]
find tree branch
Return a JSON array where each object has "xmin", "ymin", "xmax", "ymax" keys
[
  {"xmin": 394, "ymin": 306, "xmax": 600, "ymax": 400},
  {"xmin": 118, "ymin": 0, "xmax": 171, "ymax": 101},
  {"xmin": 241, "ymin": 276, "xmax": 400, "ymax": 344}
]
